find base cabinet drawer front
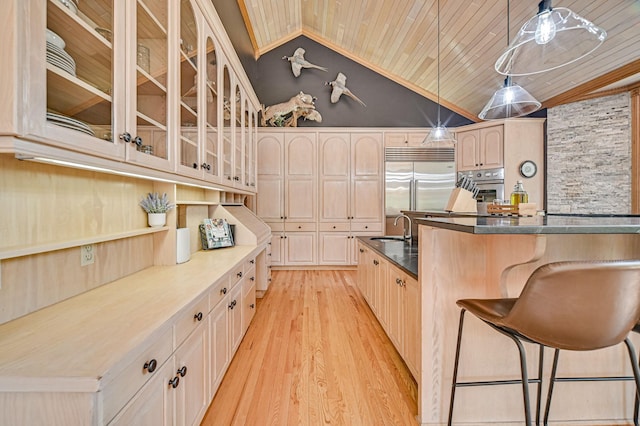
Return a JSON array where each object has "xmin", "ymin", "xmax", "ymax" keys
[
  {"xmin": 210, "ymin": 277, "xmax": 231, "ymax": 312},
  {"xmin": 102, "ymin": 327, "xmax": 174, "ymax": 423},
  {"xmin": 350, "ymin": 222, "xmax": 382, "ymax": 233},
  {"xmin": 108, "ymin": 356, "xmax": 175, "ymax": 426},
  {"xmin": 318, "ymin": 222, "xmax": 350, "ymax": 232},
  {"xmin": 284, "ymin": 222, "xmax": 317, "ymax": 232},
  {"xmin": 174, "ymin": 293, "xmax": 209, "ymax": 348}
]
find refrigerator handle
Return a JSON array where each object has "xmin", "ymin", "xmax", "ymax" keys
[{"xmin": 410, "ymin": 179, "xmax": 415, "ymax": 211}]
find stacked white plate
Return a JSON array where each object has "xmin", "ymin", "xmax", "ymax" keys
[
  {"xmin": 58, "ymin": 0, "xmax": 79, "ymax": 14},
  {"xmin": 46, "ymin": 111, "xmax": 95, "ymax": 136},
  {"xmin": 46, "ymin": 41, "xmax": 76, "ymax": 77}
]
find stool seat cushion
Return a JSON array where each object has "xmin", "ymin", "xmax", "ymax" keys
[{"xmin": 456, "ymin": 298, "xmax": 517, "ymax": 324}]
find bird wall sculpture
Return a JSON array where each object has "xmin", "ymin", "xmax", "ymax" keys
[
  {"xmin": 282, "ymin": 47, "xmax": 328, "ymax": 77},
  {"xmin": 326, "ymin": 72, "xmax": 366, "ymax": 107}
]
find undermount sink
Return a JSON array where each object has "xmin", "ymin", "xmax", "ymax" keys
[{"xmin": 370, "ymin": 236, "xmax": 406, "ymax": 242}]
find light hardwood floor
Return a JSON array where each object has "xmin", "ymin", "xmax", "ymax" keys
[{"xmin": 201, "ymin": 269, "xmax": 418, "ymax": 425}]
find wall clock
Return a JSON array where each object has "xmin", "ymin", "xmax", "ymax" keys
[{"xmin": 519, "ymin": 160, "xmax": 537, "ymax": 178}]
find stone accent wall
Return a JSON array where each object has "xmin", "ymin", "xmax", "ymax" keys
[{"xmin": 547, "ymin": 93, "xmax": 631, "ymax": 214}]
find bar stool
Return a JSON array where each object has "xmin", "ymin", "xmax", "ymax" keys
[{"xmin": 448, "ymin": 260, "xmax": 640, "ymax": 426}]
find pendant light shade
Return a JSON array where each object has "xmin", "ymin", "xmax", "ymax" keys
[
  {"xmin": 495, "ymin": 0, "xmax": 606, "ymax": 76},
  {"xmin": 478, "ymin": 79, "xmax": 541, "ymax": 120},
  {"xmin": 423, "ymin": 0, "xmax": 455, "ymax": 146}
]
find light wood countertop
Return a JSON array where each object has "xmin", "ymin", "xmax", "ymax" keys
[{"xmin": 0, "ymin": 245, "xmax": 260, "ymax": 392}]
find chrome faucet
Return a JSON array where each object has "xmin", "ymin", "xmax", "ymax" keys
[{"xmin": 393, "ymin": 214, "xmax": 412, "ymax": 243}]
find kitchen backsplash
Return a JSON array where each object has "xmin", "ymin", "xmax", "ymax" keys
[{"xmin": 547, "ymin": 92, "xmax": 631, "ymax": 214}]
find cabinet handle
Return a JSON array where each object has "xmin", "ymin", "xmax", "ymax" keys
[
  {"xmin": 364, "ymin": 226, "xmax": 368, "ymax": 229},
  {"xmin": 143, "ymin": 359, "xmax": 157, "ymax": 373},
  {"xmin": 373, "ymin": 260, "xmax": 379, "ymax": 266},
  {"xmin": 250, "ymin": 259, "xmax": 255, "ymax": 264},
  {"xmin": 119, "ymin": 132, "xmax": 132, "ymax": 143},
  {"xmin": 359, "ymin": 248, "xmax": 364, "ymax": 253},
  {"xmin": 192, "ymin": 163, "xmax": 198, "ymax": 169},
  {"xmin": 284, "ymin": 236, "xmax": 288, "ymax": 239},
  {"xmin": 133, "ymin": 136, "xmax": 143, "ymax": 147},
  {"xmin": 396, "ymin": 278, "xmax": 401, "ymax": 285},
  {"xmin": 194, "ymin": 312, "xmax": 203, "ymax": 321},
  {"xmin": 298, "ymin": 226, "xmax": 302, "ymax": 229},
  {"xmin": 227, "ymin": 176, "xmax": 232, "ymax": 180},
  {"xmin": 250, "ymin": 303, "xmax": 255, "ymax": 309},
  {"xmin": 220, "ymin": 287, "xmax": 227, "ymax": 295},
  {"xmin": 169, "ymin": 377, "xmax": 179, "ymax": 388},
  {"xmin": 177, "ymin": 366, "xmax": 187, "ymax": 377},
  {"xmin": 228, "ymin": 300, "xmax": 237, "ymax": 309},
  {"xmin": 332, "ymin": 226, "xmax": 336, "ymax": 229},
  {"xmin": 280, "ymin": 216, "xmax": 284, "ymax": 219},
  {"xmin": 284, "ymin": 216, "xmax": 287, "ymax": 219},
  {"xmin": 250, "ymin": 277, "xmax": 255, "ymax": 281},
  {"xmin": 237, "ymin": 271, "xmax": 243, "ymax": 278},
  {"xmin": 234, "ymin": 176, "xmax": 240, "ymax": 181}
]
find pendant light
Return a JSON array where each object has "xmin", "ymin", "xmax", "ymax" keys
[
  {"xmin": 479, "ymin": 0, "xmax": 541, "ymax": 120},
  {"xmin": 423, "ymin": 0, "xmax": 455, "ymax": 145},
  {"xmin": 495, "ymin": 0, "xmax": 606, "ymax": 76}
]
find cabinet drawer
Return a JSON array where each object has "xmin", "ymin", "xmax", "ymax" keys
[
  {"xmin": 229, "ymin": 263, "xmax": 245, "ymax": 290},
  {"xmin": 174, "ymin": 293, "xmax": 209, "ymax": 348},
  {"xmin": 210, "ymin": 277, "xmax": 231, "ymax": 310},
  {"xmin": 318, "ymin": 222, "xmax": 350, "ymax": 232},
  {"xmin": 285, "ymin": 222, "xmax": 317, "ymax": 232},
  {"xmin": 267, "ymin": 222, "xmax": 284, "ymax": 232},
  {"xmin": 102, "ymin": 327, "xmax": 173, "ymax": 423},
  {"xmin": 351, "ymin": 222, "xmax": 382, "ymax": 232}
]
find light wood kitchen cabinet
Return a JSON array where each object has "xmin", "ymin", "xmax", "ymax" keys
[
  {"xmin": 456, "ymin": 125, "xmax": 504, "ymax": 171},
  {"xmin": 228, "ymin": 278, "xmax": 244, "ymax": 354},
  {"xmin": 208, "ymin": 294, "xmax": 229, "ymax": 399},
  {"xmin": 454, "ymin": 118, "xmax": 546, "ymax": 208},
  {"xmin": 257, "ymin": 132, "xmax": 317, "ymax": 265},
  {"xmin": 174, "ymin": 321, "xmax": 209, "ymax": 426},
  {"xmin": 109, "ymin": 356, "xmax": 176, "ymax": 426},
  {"xmin": 384, "ymin": 131, "xmax": 428, "ymax": 147},
  {"xmin": 356, "ymin": 245, "xmax": 419, "ymax": 380},
  {"xmin": 317, "ymin": 132, "xmax": 383, "ymax": 265},
  {"xmin": 387, "ymin": 263, "xmax": 419, "ymax": 379},
  {"xmin": 1, "ymin": 0, "xmax": 259, "ymax": 193}
]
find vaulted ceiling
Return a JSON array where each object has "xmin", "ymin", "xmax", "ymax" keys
[{"xmin": 238, "ymin": 0, "xmax": 640, "ymax": 121}]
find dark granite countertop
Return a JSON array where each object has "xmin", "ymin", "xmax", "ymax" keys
[
  {"xmin": 358, "ymin": 237, "xmax": 418, "ymax": 279},
  {"xmin": 415, "ymin": 215, "xmax": 640, "ymax": 234}
]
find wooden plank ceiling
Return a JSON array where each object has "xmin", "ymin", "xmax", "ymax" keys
[{"xmin": 238, "ymin": 0, "xmax": 640, "ymax": 121}]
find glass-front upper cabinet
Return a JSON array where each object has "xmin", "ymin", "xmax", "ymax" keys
[
  {"xmin": 177, "ymin": 0, "xmax": 199, "ymax": 177},
  {"xmin": 243, "ymin": 100, "xmax": 251, "ymax": 187},
  {"xmin": 222, "ymin": 66, "xmax": 233, "ymax": 182},
  {"xmin": 124, "ymin": 0, "xmax": 171, "ymax": 170},
  {"xmin": 203, "ymin": 36, "xmax": 219, "ymax": 182},
  {"xmin": 41, "ymin": 0, "xmax": 121, "ymax": 158},
  {"xmin": 234, "ymin": 86, "xmax": 243, "ymax": 186}
]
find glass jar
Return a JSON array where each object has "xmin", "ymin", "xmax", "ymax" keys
[{"xmin": 510, "ymin": 180, "xmax": 529, "ymax": 206}]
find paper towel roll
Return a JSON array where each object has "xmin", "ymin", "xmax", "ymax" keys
[{"xmin": 176, "ymin": 228, "xmax": 190, "ymax": 264}]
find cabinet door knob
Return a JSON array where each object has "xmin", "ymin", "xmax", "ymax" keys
[
  {"xmin": 194, "ymin": 312, "xmax": 203, "ymax": 321},
  {"xmin": 332, "ymin": 226, "xmax": 336, "ymax": 229},
  {"xmin": 177, "ymin": 366, "xmax": 187, "ymax": 377},
  {"xmin": 250, "ymin": 277, "xmax": 255, "ymax": 281},
  {"xmin": 220, "ymin": 287, "xmax": 227, "ymax": 295},
  {"xmin": 237, "ymin": 271, "xmax": 243, "ymax": 278},
  {"xmin": 192, "ymin": 163, "xmax": 198, "ymax": 169},
  {"xmin": 250, "ymin": 259, "xmax": 255, "ymax": 264},
  {"xmin": 143, "ymin": 359, "xmax": 157, "ymax": 373},
  {"xmin": 169, "ymin": 376, "xmax": 180, "ymax": 388},
  {"xmin": 364, "ymin": 226, "xmax": 368, "ymax": 229},
  {"xmin": 373, "ymin": 260, "xmax": 379, "ymax": 265},
  {"xmin": 250, "ymin": 303, "xmax": 255, "ymax": 309},
  {"xmin": 133, "ymin": 136, "xmax": 143, "ymax": 147},
  {"xmin": 359, "ymin": 248, "xmax": 364, "ymax": 253},
  {"xmin": 119, "ymin": 132, "xmax": 132, "ymax": 143},
  {"xmin": 298, "ymin": 225, "xmax": 302, "ymax": 229}
]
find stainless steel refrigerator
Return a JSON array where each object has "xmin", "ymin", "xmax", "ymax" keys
[{"xmin": 385, "ymin": 147, "xmax": 456, "ymax": 216}]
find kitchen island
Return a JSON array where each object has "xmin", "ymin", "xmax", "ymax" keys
[
  {"xmin": 413, "ymin": 215, "xmax": 640, "ymax": 425},
  {"xmin": 360, "ymin": 215, "xmax": 640, "ymax": 425}
]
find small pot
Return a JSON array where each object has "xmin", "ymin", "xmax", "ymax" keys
[{"xmin": 147, "ymin": 212, "xmax": 166, "ymax": 227}]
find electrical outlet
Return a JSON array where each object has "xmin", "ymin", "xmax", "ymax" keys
[{"xmin": 81, "ymin": 244, "xmax": 95, "ymax": 266}]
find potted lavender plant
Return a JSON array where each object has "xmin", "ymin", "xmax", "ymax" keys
[{"xmin": 139, "ymin": 192, "xmax": 175, "ymax": 227}]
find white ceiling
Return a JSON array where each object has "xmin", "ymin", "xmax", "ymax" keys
[{"xmin": 239, "ymin": 0, "xmax": 640, "ymax": 121}]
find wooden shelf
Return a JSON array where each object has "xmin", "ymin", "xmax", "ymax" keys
[
  {"xmin": 47, "ymin": 65, "xmax": 112, "ymax": 122},
  {"xmin": 0, "ymin": 226, "xmax": 169, "ymax": 261},
  {"xmin": 176, "ymin": 200, "xmax": 219, "ymax": 205}
]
